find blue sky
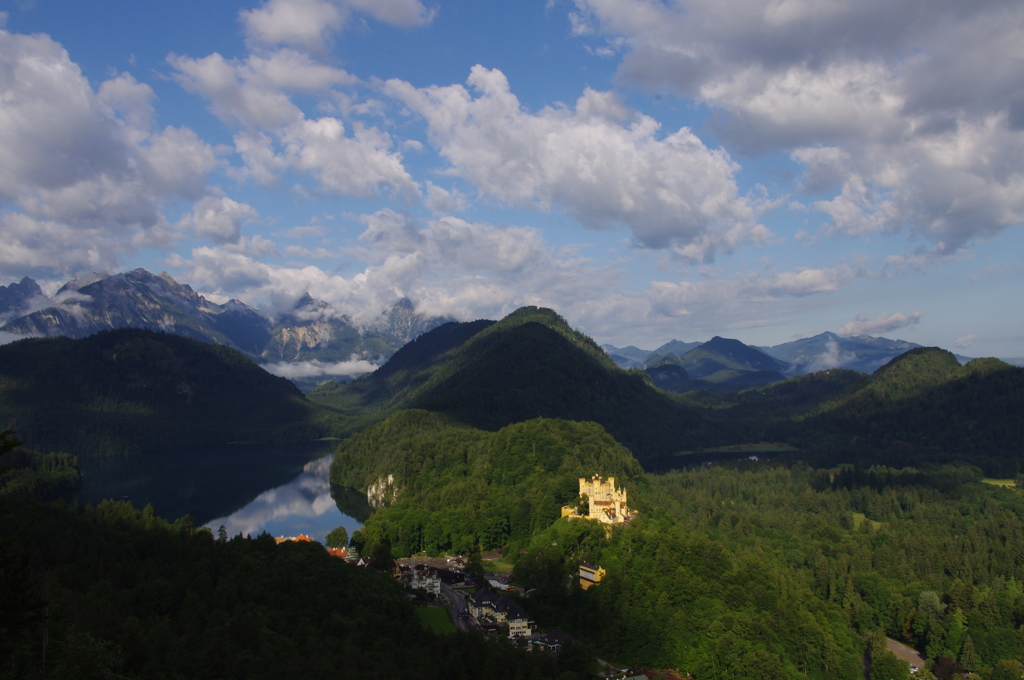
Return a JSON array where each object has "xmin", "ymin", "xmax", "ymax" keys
[{"xmin": 1, "ymin": 0, "xmax": 1022, "ymax": 357}]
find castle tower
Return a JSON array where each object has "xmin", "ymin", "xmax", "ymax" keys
[{"xmin": 578, "ymin": 475, "xmax": 632, "ymax": 524}]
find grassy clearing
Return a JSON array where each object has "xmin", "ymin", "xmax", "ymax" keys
[
  {"xmin": 852, "ymin": 512, "xmax": 883, "ymax": 530},
  {"xmin": 984, "ymin": 478, "xmax": 1016, "ymax": 487},
  {"xmin": 482, "ymin": 558, "xmax": 514, "ymax": 574},
  {"xmin": 414, "ymin": 606, "xmax": 457, "ymax": 634},
  {"xmin": 674, "ymin": 442, "xmax": 797, "ymax": 456}
]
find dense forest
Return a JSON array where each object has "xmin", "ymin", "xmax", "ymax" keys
[
  {"xmin": 668, "ymin": 349, "xmax": 1024, "ymax": 477},
  {"xmin": 512, "ymin": 464, "xmax": 1024, "ymax": 678},
  {"xmin": 0, "ymin": 494, "xmax": 583, "ymax": 679},
  {"xmin": 329, "ymin": 405, "xmax": 1024, "ymax": 679}
]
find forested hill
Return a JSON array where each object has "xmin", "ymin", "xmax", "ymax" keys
[
  {"xmin": 792, "ymin": 349, "xmax": 1024, "ymax": 474},
  {"xmin": 0, "ymin": 329, "xmax": 339, "ymax": 458},
  {"xmin": 311, "ymin": 307, "xmax": 706, "ymax": 468},
  {"xmin": 699, "ymin": 347, "xmax": 1024, "ymax": 476},
  {"xmin": 329, "ymin": 411, "xmax": 645, "ymax": 555}
]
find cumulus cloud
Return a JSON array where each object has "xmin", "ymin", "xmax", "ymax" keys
[
  {"xmin": 166, "ymin": 199, "xmax": 866, "ymax": 345},
  {"xmin": 424, "ymin": 182, "xmax": 468, "ymax": 215},
  {"xmin": 953, "ymin": 334, "xmax": 978, "ymax": 350},
  {"xmin": 241, "ymin": 0, "xmax": 435, "ymax": 52},
  {"xmin": 170, "ymin": 50, "xmax": 418, "ymax": 200},
  {"xmin": 571, "ymin": 0, "xmax": 1024, "ymax": 251},
  {"xmin": 262, "ymin": 356, "xmax": 379, "ymax": 379},
  {"xmin": 241, "ymin": 0, "xmax": 347, "ymax": 52},
  {"xmin": 168, "ymin": 208, "xmax": 616, "ymax": 323},
  {"xmin": 0, "ymin": 29, "xmax": 217, "ymax": 279},
  {"xmin": 179, "ymin": 195, "xmax": 261, "ymax": 244},
  {"xmin": 169, "ymin": 49, "xmax": 356, "ymax": 129},
  {"xmin": 838, "ymin": 311, "xmax": 923, "ymax": 336},
  {"xmin": 385, "ymin": 67, "xmax": 767, "ymax": 261}
]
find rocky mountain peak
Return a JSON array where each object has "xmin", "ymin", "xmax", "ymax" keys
[{"xmin": 0, "ymin": 276, "xmax": 44, "ymax": 317}]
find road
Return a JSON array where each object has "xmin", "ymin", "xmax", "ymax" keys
[{"xmin": 440, "ymin": 583, "xmax": 473, "ymax": 632}]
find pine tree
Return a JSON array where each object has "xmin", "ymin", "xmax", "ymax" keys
[{"xmin": 960, "ymin": 634, "xmax": 980, "ymax": 673}]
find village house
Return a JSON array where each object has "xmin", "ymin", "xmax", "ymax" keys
[
  {"xmin": 274, "ymin": 534, "xmax": 313, "ymax": 544},
  {"xmin": 579, "ymin": 563, "xmax": 606, "ymax": 590},
  {"xmin": 404, "ymin": 563, "xmax": 442, "ymax": 596},
  {"xmin": 526, "ymin": 628, "xmax": 573, "ymax": 653},
  {"xmin": 466, "ymin": 590, "xmax": 534, "ymax": 638}
]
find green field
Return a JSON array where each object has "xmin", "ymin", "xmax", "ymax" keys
[
  {"xmin": 984, "ymin": 478, "xmax": 1017, "ymax": 487},
  {"xmin": 414, "ymin": 606, "xmax": 457, "ymax": 634},
  {"xmin": 674, "ymin": 442, "xmax": 797, "ymax": 457},
  {"xmin": 482, "ymin": 558, "xmax": 514, "ymax": 573},
  {"xmin": 852, "ymin": 512, "xmax": 883, "ymax": 530}
]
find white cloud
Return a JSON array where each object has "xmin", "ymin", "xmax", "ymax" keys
[
  {"xmin": 385, "ymin": 66, "xmax": 766, "ymax": 261},
  {"xmin": 805, "ymin": 339, "xmax": 858, "ymax": 372},
  {"xmin": 571, "ymin": 0, "xmax": 1024, "ymax": 251},
  {"xmin": 241, "ymin": 0, "xmax": 347, "ymax": 52},
  {"xmin": 98, "ymin": 73, "xmax": 156, "ymax": 131},
  {"xmin": 344, "ymin": 0, "xmax": 436, "ymax": 27},
  {"xmin": 424, "ymin": 181, "xmax": 468, "ymax": 214},
  {"xmin": 262, "ymin": 357, "xmax": 379, "ymax": 379},
  {"xmin": 838, "ymin": 311, "xmax": 923, "ymax": 336},
  {"xmin": 953, "ymin": 334, "xmax": 978, "ymax": 350},
  {"xmin": 240, "ymin": 0, "xmax": 435, "ymax": 52},
  {"xmin": 179, "ymin": 195, "xmax": 260, "ymax": 244},
  {"xmin": 0, "ymin": 29, "xmax": 217, "ymax": 280},
  {"xmin": 285, "ymin": 117, "xmax": 419, "ymax": 200},
  {"xmin": 169, "ymin": 50, "xmax": 356, "ymax": 129},
  {"xmin": 170, "ymin": 50, "xmax": 418, "ymax": 200},
  {"xmin": 169, "ymin": 208, "xmax": 615, "ymax": 324},
  {"xmin": 167, "ymin": 203, "xmax": 864, "ymax": 344},
  {"xmin": 141, "ymin": 126, "xmax": 220, "ymax": 200}
]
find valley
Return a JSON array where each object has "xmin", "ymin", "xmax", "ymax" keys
[{"xmin": 2, "ymin": 305, "xmax": 1023, "ymax": 679}]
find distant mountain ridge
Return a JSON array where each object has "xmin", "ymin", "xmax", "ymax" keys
[
  {"xmin": 604, "ymin": 330, "xmax": 978, "ymax": 390},
  {"xmin": 685, "ymin": 347, "xmax": 1024, "ymax": 476},
  {"xmin": 0, "ymin": 269, "xmax": 452, "ymax": 372},
  {"xmin": 0, "ymin": 276, "xmax": 44, "ymax": 319}
]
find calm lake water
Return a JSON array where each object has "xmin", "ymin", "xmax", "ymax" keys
[
  {"xmin": 78, "ymin": 443, "xmax": 366, "ymax": 541},
  {"xmin": 204, "ymin": 454, "xmax": 364, "ymax": 543}
]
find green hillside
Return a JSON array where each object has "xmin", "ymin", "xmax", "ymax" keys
[
  {"xmin": 689, "ymin": 348, "xmax": 1024, "ymax": 475},
  {"xmin": 0, "ymin": 329, "xmax": 341, "ymax": 458},
  {"xmin": 679, "ymin": 336, "xmax": 789, "ymax": 380},
  {"xmin": 330, "ymin": 410, "xmax": 644, "ymax": 555},
  {"xmin": 313, "ymin": 307, "xmax": 706, "ymax": 467},
  {"xmin": 792, "ymin": 351, "xmax": 1024, "ymax": 474},
  {"xmin": 0, "ymin": 496, "xmax": 567, "ymax": 680}
]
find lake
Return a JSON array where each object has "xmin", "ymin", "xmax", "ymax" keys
[
  {"xmin": 204, "ymin": 454, "xmax": 366, "ymax": 543},
  {"xmin": 78, "ymin": 443, "xmax": 367, "ymax": 542}
]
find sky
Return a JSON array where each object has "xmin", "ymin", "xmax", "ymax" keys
[{"xmin": 1, "ymin": 0, "xmax": 1022, "ymax": 357}]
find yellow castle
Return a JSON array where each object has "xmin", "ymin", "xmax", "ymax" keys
[{"xmin": 562, "ymin": 475, "xmax": 635, "ymax": 525}]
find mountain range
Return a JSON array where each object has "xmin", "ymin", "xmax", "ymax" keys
[
  {"xmin": 3, "ymin": 271, "xmax": 995, "ymax": 396},
  {"xmin": 0, "ymin": 269, "xmax": 452, "ymax": 379},
  {"xmin": 310, "ymin": 305, "xmax": 1023, "ymax": 476},
  {"xmin": 603, "ymin": 330, "xmax": 981, "ymax": 395}
]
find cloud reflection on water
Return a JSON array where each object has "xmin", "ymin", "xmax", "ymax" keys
[{"xmin": 205, "ymin": 454, "xmax": 362, "ymax": 543}]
